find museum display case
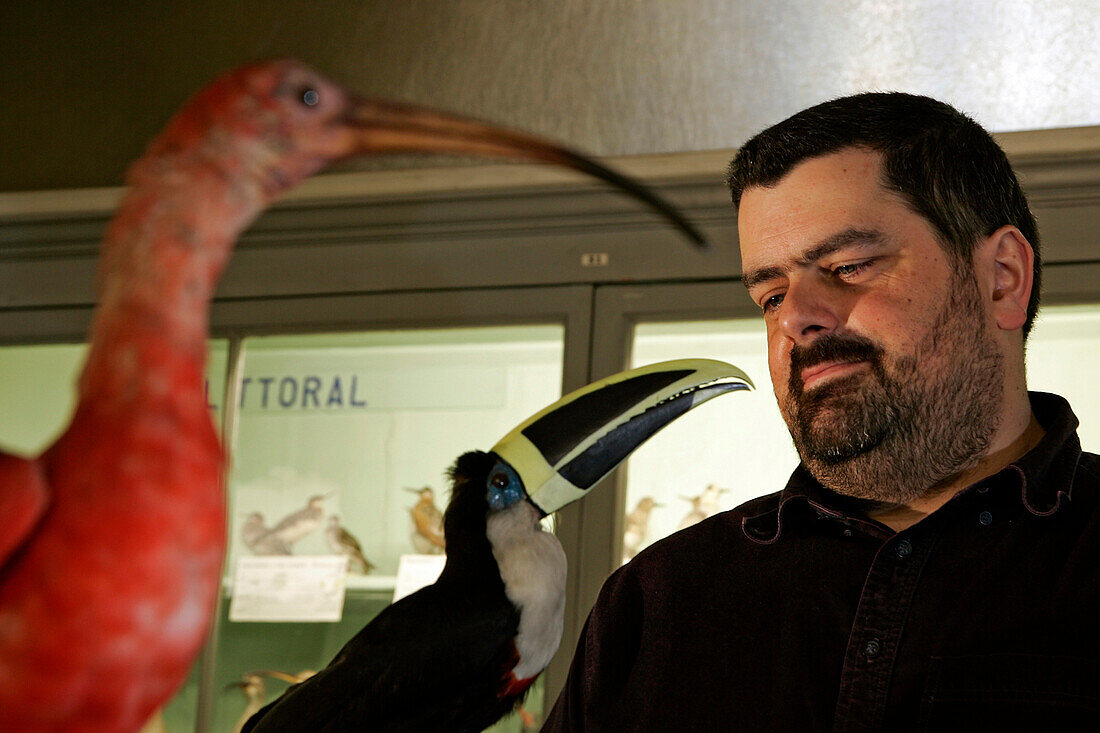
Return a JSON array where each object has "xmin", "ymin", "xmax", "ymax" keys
[{"xmin": 213, "ymin": 325, "xmax": 564, "ymax": 731}]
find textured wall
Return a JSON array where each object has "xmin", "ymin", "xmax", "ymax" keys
[{"xmin": 2, "ymin": 0, "xmax": 1098, "ymax": 191}]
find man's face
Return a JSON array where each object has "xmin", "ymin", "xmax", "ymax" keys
[{"xmin": 737, "ymin": 148, "xmax": 1003, "ymax": 503}]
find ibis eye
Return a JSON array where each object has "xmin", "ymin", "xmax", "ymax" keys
[
  {"xmin": 300, "ymin": 88, "xmax": 320, "ymax": 107},
  {"xmin": 491, "ymin": 473, "xmax": 510, "ymax": 489}
]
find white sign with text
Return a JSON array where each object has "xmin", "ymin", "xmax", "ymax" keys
[{"xmin": 229, "ymin": 556, "xmax": 349, "ymax": 622}]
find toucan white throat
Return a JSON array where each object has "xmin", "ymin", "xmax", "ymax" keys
[{"xmin": 486, "ymin": 500, "xmax": 567, "ymax": 680}]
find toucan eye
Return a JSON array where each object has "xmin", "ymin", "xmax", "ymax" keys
[
  {"xmin": 486, "ymin": 461, "xmax": 524, "ymax": 512},
  {"xmin": 300, "ymin": 88, "xmax": 320, "ymax": 107}
]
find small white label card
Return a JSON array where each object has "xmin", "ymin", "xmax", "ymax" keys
[
  {"xmin": 229, "ymin": 556, "xmax": 349, "ymax": 622},
  {"xmin": 392, "ymin": 554, "xmax": 447, "ymax": 603}
]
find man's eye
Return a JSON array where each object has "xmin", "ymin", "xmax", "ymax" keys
[
  {"xmin": 762, "ymin": 293, "xmax": 784, "ymax": 313},
  {"xmin": 833, "ymin": 260, "xmax": 874, "ymax": 278}
]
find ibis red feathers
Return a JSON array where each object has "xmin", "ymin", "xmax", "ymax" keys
[{"xmin": 0, "ymin": 59, "xmax": 707, "ymax": 732}]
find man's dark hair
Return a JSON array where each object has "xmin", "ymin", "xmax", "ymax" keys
[{"xmin": 726, "ymin": 92, "xmax": 1041, "ymax": 338}]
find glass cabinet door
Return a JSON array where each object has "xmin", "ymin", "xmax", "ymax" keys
[{"xmin": 209, "ymin": 325, "xmax": 564, "ymax": 733}]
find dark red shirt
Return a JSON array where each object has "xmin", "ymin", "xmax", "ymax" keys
[{"xmin": 543, "ymin": 392, "xmax": 1100, "ymax": 731}]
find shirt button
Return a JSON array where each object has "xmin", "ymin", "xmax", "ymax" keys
[
  {"xmin": 864, "ymin": 639, "xmax": 882, "ymax": 658},
  {"xmin": 978, "ymin": 510, "xmax": 993, "ymax": 526},
  {"xmin": 843, "ymin": 529, "xmax": 853, "ymax": 538},
  {"xmin": 895, "ymin": 539, "xmax": 913, "ymax": 558}
]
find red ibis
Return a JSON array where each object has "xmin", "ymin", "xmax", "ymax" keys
[{"xmin": 0, "ymin": 58, "xmax": 708, "ymax": 732}]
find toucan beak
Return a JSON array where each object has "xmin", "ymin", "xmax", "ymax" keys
[
  {"xmin": 490, "ymin": 359, "xmax": 753, "ymax": 516},
  {"xmin": 343, "ymin": 97, "xmax": 707, "ymax": 249}
]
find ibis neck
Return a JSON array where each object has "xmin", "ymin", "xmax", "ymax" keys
[{"xmin": 80, "ymin": 156, "xmax": 266, "ymax": 402}]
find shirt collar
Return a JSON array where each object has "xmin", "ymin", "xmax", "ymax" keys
[
  {"xmin": 1012, "ymin": 391, "xmax": 1082, "ymax": 516},
  {"xmin": 741, "ymin": 465, "xmax": 890, "ymax": 544},
  {"xmin": 741, "ymin": 391, "xmax": 1083, "ymax": 543}
]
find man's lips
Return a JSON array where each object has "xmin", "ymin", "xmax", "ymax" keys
[{"xmin": 800, "ymin": 360, "xmax": 868, "ymax": 390}]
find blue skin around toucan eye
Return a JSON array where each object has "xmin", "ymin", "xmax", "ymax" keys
[{"xmin": 486, "ymin": 461, "xmax": 525, "ymax": 511}]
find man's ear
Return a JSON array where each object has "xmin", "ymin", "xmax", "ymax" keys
[{"xmin": 982, "ymin": 225, "xmax": 1034, "ymax": 332}]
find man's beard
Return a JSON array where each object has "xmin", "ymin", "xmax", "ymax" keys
[{"xmin": 779, "ymin": 269, "xmax": 1004, "ymax": 504}]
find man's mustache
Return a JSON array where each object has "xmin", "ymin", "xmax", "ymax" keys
[{"xmin": 788, "ymin": 334, "xmax": 884, "ymax": 396}]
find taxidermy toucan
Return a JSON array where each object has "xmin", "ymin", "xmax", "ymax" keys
[{"xmin": 242, "ymin": 358, "xmax": 752, "ymax": 732}]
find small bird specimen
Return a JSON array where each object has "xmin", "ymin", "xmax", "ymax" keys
[
  {"xmin": 325, "ymin": 515, "xmax": 375, "ymax": 574},
  {"xmin": 228, "ymin": 672, "xmax": 267, "ymax": 733},
  {"xmin": 241, "ymin": 511, "xmax": 291, "ymax": 555},
  {"xmin": 677, "ymin": 483, "xmax": 731, "ymax": 530},
  {"xmin": 0, "ymin": 57, "xmax": 710, "ymax": 732},
  {"xmin": 227, "ymin": 670, "xmax": 317, "ymax": 733},
  {"xmin": 263, "ymin": 493, "xmax": 331, "ymax": 551},
  {"xmin": 408, "ymin": 486, "xmax": 446, "ymax": 554},
  {"xmin": 622, "ymin": 496, "xmax": 663, "ymax": 562},
  {"xmin": 242, "ymin": 359, "xmax": 752, "ymax": 732}
]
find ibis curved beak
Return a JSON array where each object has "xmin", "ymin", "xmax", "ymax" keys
[
  {"xmin": 343, "ymin": 97, "xmax": 707, "ymax": 249},
  {"xmin": 490, "ymin": 359, "xmax": 753, "ymax": 516}
]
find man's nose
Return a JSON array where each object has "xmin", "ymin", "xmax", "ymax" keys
[{"xmin": 777, "ymin": 277, "xmax": 841, "ymax": 344}]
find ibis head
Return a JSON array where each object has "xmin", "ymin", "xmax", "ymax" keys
[{"xmin": 145, "ymin": 59, "xmax": 708, "ymax": 246}]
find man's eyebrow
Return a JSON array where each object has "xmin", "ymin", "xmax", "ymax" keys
[
  {"xmin": 741, "ymin": 228, "xmax": 886, "ymax": 292},
  {"xmin": 740, "ymin": 264, "xmax": 785, "ymax": 293}
]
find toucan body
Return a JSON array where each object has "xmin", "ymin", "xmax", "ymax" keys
[{"xmin": 243, "ymin": 359, "xmax": 751, "ymax": 732}]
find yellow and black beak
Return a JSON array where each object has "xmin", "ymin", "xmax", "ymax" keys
[{"xmin": 490, "ymin": 359, "xmax": 753, "ymax": 516}]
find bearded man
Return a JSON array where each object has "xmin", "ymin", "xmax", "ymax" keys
[{"xmin": 543, "ymin": 93, "xmax": 1100, "ymax": 731}]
